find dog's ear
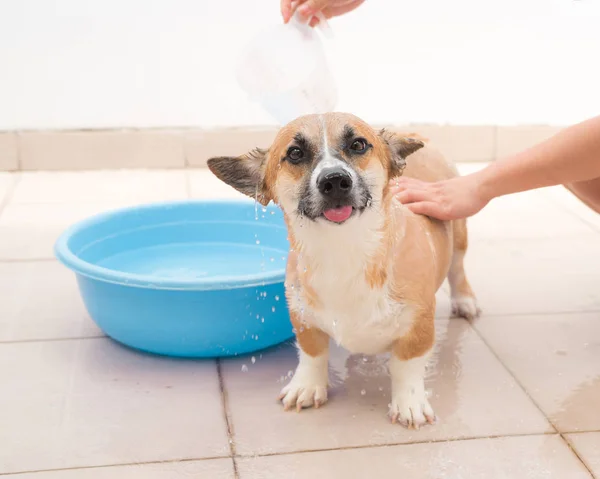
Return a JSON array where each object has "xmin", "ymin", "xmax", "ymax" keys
[
  {"xmin": 379, "ymin": 129, "xmax": 425, "ymax": 177},
  {"xmin": 207, "ymin": 148, "xmax": 272, "ymax": 206}
]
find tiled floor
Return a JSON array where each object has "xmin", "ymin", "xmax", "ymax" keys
[{"xmin": 0, "ymin": 166, "xmax": 599, "ymax": 478}]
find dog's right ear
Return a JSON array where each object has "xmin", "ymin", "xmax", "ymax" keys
[{"xmin": 207, "ymin": 148, "xmax": 272, "ymax": 206}]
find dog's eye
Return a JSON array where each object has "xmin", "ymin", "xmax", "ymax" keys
[
  {"xmin": 350, "ymin": 138, "xmax": 368, "ymax": 153},
  {"xmin": 286, "ymin": 147, "xmax": 304, "ymax": 163}
]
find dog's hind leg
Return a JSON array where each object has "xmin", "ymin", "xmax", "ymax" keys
[{"xmin": 448, "ymin": 219, "xmax": 480, "ymax": 320}]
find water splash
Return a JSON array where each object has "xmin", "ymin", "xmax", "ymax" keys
[{"xmin": 241, "ymin": 364, "xmax": 249, "ymax": 372}]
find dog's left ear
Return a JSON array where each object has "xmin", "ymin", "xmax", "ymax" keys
[
  {"xmin": 379, "ymin": 129, "xmax": 425, "ymax": 177},
  {"xmin": 207, "ymin": 148, "xmax": 272, "ymax": 206}
]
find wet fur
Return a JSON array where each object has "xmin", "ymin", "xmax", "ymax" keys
[{"xmin": 208, "ymin": 113, "xmax": 479, "ymax": 427}]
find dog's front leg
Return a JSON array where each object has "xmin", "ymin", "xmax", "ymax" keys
[
  {"xmin": 279, "ymin": 312, "xmax": 330, "ymax": 411},
  {"xmin": 389, "ymin": 307, "xmax": 436, "ymax": 428}
]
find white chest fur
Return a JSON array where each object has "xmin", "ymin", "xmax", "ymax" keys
[{"xmin": 288, "ymin": 208, "xmax": 414, "ymax": 355}]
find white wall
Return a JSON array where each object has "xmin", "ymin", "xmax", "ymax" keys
[{"xmin": 0, "ymin": 0, "xmax": 598, "ymax": 130}]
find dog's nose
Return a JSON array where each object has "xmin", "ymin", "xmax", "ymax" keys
[{"xmin": 317, "ymin": 167, "xmax": 353, "ymax": 199}]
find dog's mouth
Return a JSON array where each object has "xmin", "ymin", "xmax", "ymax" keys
[{"xmin": 322, "ymin": 205, "xmax": 354, "ymax": 223}]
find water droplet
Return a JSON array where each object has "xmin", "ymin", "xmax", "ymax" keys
[
  {"xmin": 262, "ymin": 206, "xmax": 268, "ymax": 213},
  {"xmin": 261, "ymin": 317, "xmax": 265, "ymax": 323},
  {"xmin": 256, "ymin": 314, "xmax": 260, "ymax": 319},
  {"xmin": 251, "ymin": 356, "xmax": 256, "ymax": 364},
  {"xmin": 255, "ymin": 335, "xmax": 259, "ymax": 340},
  {"xmin": 361, "ymin": 389, "xmax": 366, "ymax": 396},
  {"xmin": 378, "ymin": 386, "xmax": 384, "ymax": 392},
  {"xmin": 241, "ymin": 364, "xmax": 248, "ymax": 372},
  {"xmin": 287, "ymin": 370, "xmax": 294, "ymax": 378},
  {"xmin": 270, "ymin": 211, "xmax": 275, "ymax": 215},
  {"xmin": 275, "ymin": 295, "xmax": 280, "ymax": 301},
  {"xmin": 255, "ymin": 240, "xmax": 261, "ymax": 245},
  {"xmin": 271, "ymin": 306, "xmax": 276, "ymax": 313},
  {"xmin": 270, "ymin": 257, "xmax": 274, "ymax": 262}
]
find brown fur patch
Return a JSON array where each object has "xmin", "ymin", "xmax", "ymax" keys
[
  {"xmin": 299, "ymin": 265, "xmax": 322, "ymax": 309},
  {"xmin": 289, "ymin": 310, "xmax": 329, "ymax": 357},
  {"xmin": 392, "ymin": 306, "xmax": 435, "ymax": 361},
  {"xmin": 364, "ymin": 197, "xmax": 393, "ymax": 289}
]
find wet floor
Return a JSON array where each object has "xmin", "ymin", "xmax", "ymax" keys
[{"xmin": 0, "ymin": 166, "xmax": 599, "ymax": 478}]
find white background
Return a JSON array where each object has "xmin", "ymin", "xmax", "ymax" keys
[{"xmin": 0, "ymin": 0, "xmax": 598, "ymax": 130}]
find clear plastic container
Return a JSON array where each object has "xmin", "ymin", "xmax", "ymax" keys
[{"xmin": 236, "ymin": 13, "xmax": 337, "ymax": 126}]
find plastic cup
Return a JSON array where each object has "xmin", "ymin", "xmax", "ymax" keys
[{"xmin": 236, "ymin": 13, "xmax": 337, "ymax": 126}]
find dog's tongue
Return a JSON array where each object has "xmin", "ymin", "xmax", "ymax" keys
[{"xmin": 323, "ymin": 206, "xmax": 353, "ymax": 223}]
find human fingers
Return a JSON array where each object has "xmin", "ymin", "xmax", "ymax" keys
[
  {"xmin": 405, "ymin": 201, "xmax": 449, "ymax": 220},
  {"xmin": 389, "ymin": 177, "xmax": 430, "ymax": 194},
  {"xmin": 281, "ymin": 0, "xmax": 294, "ymax": 23},
  {"xmin": 322, "ymin": 0, "xmax": 365, "ymax": 18},
  {"xmin": 395, "ymin": 188, "xmax": 437, "ymax": 205}
]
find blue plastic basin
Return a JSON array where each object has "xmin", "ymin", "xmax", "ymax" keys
[{"xmin": 54, "ymin": 199, "xmax": 293, "ymax": 358}]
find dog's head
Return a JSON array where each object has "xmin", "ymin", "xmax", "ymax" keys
[{"xmin": 208, "ymin": 113, "xmax": 424, "ymax": 225}]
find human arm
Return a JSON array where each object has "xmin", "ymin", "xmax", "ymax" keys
[{"xmin": 392, "ymin": 115, "xmax": 600, "ymax": 220}]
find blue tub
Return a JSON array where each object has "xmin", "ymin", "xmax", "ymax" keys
[{"xmin": 54, "ymin": 200, "xmax": 293, "ymax": 358}]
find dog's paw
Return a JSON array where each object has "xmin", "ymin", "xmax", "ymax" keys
[
  {"xmin": 451, "ymin": 294, "xmax": 481, "ymax": 320},
  {"xmin": 278, "ymin": 376, "xmax": 328, "ymax": 412},
  {"xmin": 389, "ymin": 389, "xmax": 436, "ymax": 429}
]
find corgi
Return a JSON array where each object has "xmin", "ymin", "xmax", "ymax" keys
[{"xmin": 208, "ymin": 113, "xmax": 479, "ymax": 428}]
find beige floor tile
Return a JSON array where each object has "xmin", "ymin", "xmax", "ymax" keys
[
  {"xmin": 545, "ymin": 186, "xmax": 600, "ymax": 232},
  {"xmin": 466, "ymin": 187, "xmax": 597, "ymax": 240},
  {"xmin": 0, "ymin": 202, "xmax": 139, "ymax": 260},
  {"xmin": 188, "ymin": 169, "xmax": 246, "ymax": 199},
  {"xmin": 1, "ymin": 459, "xmax": 235, "ymax": 478},
  {"xmin": 237, "ymin": 435, "xmax": 591, "ymax": 479},
  {"xmin": 0, "ymin": 172, "xmax": 16, "ymax": 205},
  {"xmin": 0, "ymin": 338, "xmax": 229, "ymax": 474},
  {"xmin": 457, "ymin": 163, "xmax": 597, "ymax": 239},
  {"xmin": 222, "ymin": 320, "xmax": 549, "ymax": 456},
  {"xmin": 465, "ymin": 235, "xmax": 600, "ymax": 316},
  {"xmin": 0, "ymin": 133, "xmax": 18, "ymax": 171},
  {"xmin": 0, "ymin": 261, "xmax": 101, "ymax": 342},
  {"xmin": 566, "ymin": 432, "xmax": 600, "ymax": 477},
  {"xmin": 11, "ymin": 170, "xmax": 188, "ymax": 204},
  {"xmin": 475, "ymin": 312, "xmax": 600, "ymax": 433}
]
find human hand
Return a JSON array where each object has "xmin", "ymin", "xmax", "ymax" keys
[
  {"xmin": 281, "ymin": 0, "xmax": 365, "ymax": 27},
  {"xmin": 390, "ymin": 174, "xmax": 491, "ymax": 221}
]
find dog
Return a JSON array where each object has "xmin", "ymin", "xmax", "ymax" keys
[{"xmin": 208, "ymin": 112, "xmax": 479, "ymax": 428}]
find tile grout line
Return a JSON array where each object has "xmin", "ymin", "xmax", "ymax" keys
[
  {"xmin": 470, "ymin": 320, "xmax": 559, "ymax": 431},
  {"xmin": 0, "ymin": 173, "xmax": 21, "ymax": 216},
  {"xmin": 562, "ymin": 434, "xmax": 598, "ymax": 479},
  {"xmin": 0, "ymin": 456, "xmax": 231, "ymax": 477},
  {"xmin": 217, "ymin": 359, "xmax": 240, "ymax": 479},
  {"xmin": 0, "ymin": 431, "xmax": 573, "ymax": 477},
  {"xmin": 544, "ymin": 189, "xmax": 600, "ymax": 234},
  {"xmin": 233, "ymin": 431, "xmax": 560, "ymax": 461},
  {"xmin": 3, "ymin": 310, "xmax": 600, "ymax": 346},
  {"xmin": 469, "ymin": 321, "xmax": 596, "ymax": 477},
  {"xmin": 0, "ymin": 335, "xmax": 107, "ymax": 345}
]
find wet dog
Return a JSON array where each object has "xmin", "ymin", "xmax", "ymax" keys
[{"xmin": 208, "ymin": 113, "xmax": 479, "ymax": 428}]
